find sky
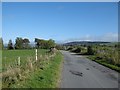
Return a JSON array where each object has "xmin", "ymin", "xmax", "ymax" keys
[
  {"xmin": 2, "ymin": 2, "xmax": 118, "ymax": 44},
  {"xmin": 2, "ymin": 0, "xmax": 120, "ymax": 2}
]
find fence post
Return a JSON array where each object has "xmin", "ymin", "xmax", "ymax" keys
[
  {"xmin": 35, "ymin": 49, "xmax": 38, "ymax": 61},
  {"xmin": 18, "ymin": 57, "xmax": 20, "ymax": 66}
]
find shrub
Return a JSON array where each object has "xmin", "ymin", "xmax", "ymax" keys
[
  {"xmin": 71, "ymin": 47, "xmax": 81, "ymax": 53},
  {"xmin": 87, "ymin": 46, "xmax": 94, "ymax": 55},
  {"xmin": 67, "ymin": 47, "xmax": 73, "ymax": 51}
]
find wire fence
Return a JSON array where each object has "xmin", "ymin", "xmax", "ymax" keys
[
  {"xmin": 1, "ymin": 49, "xmax": 50, "ymax": 72},
  {"xmin": 1, "ymin": 49, "xmax": 57, "ymax": 88}
]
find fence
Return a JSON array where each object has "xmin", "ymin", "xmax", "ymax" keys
[{"xmin": 1, "ymin": 49, "xmax": 57, "ymax": 88}]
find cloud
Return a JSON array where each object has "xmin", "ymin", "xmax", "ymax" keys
[
  {"xmin": 101, "ymin": 33, "xmax": 118, "ymax": 42},
  {"xmin": 60, "ymin": 32, "xmax": 118, "ymax": 43}
]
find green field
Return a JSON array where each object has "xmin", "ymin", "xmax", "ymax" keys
[
  {"xmin": 1, "ymin": 49, "xmax": 63, "ymax": 88},
  {"xmin": 2, "ymin": 49, "xmax": 48, "ymax": 72}
]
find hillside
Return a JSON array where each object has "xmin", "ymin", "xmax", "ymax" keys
[{"xmin": 63, "ymin": 41, "xmax": 112, "ymax": 46}]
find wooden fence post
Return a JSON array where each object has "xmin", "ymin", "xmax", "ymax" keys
[
  {"xmin": 18, "ymin": 57, "xmax": 20, "ymax": 66},
  {"xmin": 35, "ymin": 49, "xmax": 38, "ymax": 61}
]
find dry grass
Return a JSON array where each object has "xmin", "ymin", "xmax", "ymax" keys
[{"xmin": 2, "ymin": 49, "xmax": 60, "ymax": 88}]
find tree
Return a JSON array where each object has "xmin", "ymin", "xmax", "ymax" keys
[
  {"xmin": 35, "ymin": 38, "xmax": 40, "ymax": 48},
  {"xmin": 0, "ymin": 38, "xmax": 3, "ymax": 50},
  {"xmin": 14, "ymin": 37, "xmax": 23, "ymax": 49},
  {"xmin": 34, "ymin": 38, "xmax": 56, "ymax": 49},
  {"xmin": 47, "ymin": 39, "xmax": 55, "ymax": 49},
  {"xmin": 7, "ymin": 39, "xmax": 13, "ymax": 50},
  {"xmin": 23, "ymin": 38, "xmax": 30, "ymax": 49},
  {"xmin": 39, "ymin": 39, "xmax": 46, "ymax": 49}
]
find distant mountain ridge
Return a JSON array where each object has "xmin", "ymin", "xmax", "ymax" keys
[{"xmin": 63, "ymin": 41, "xmax": 111, "ymax": 46}]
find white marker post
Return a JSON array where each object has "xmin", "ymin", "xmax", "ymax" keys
[
  {"xmin": 18, "ymin": 57, "xmax": 21, "ymax": 66},
  {"xmin": 35, "ymin": 49, "xmax": 38, "ymax": 61}
]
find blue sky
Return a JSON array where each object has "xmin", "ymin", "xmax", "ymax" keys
[{"xmin": 2, "ymin": 2, "xmax": 118, "ymax": 43}]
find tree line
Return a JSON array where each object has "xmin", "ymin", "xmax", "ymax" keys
[
  {"xmin": 0, "ymin": 38, "xmax": 4, "ymax": 50},
  {"xmin": 35, "ymin": 38, "xmax": 55, "ymax": 49},
  {"xmin": 0, "ymin": 37, "xmax": 56, "ymax": 50}
]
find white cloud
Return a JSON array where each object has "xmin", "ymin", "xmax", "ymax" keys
[
  {"xmin": 61, "ymin": 32, "xmax": 118, "ymax": 43},
  {"xmin": 100, "ymin": 33, "xmax": 118, "ymax": 42}
]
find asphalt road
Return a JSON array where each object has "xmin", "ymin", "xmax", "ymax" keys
[{"xmin": 60, "ymin": 51, "xmax": 119, "ymax": 88}]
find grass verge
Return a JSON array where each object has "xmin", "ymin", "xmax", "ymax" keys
[
  {"xmin": 87, "ymin": 56, "xmax": 120, "ymax": 73},
  {"xmin": 9, "ymin": 51, "xmax": 63, "ymax": 88}
]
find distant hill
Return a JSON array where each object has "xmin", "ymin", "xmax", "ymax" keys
[{"xmin": 63, "ymin": 41, "xmax": 111, "ymax": 46}]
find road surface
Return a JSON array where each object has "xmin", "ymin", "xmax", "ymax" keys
[{"xmin": 60, "ymin": 51, "xmax": 119, "ymax": 88}]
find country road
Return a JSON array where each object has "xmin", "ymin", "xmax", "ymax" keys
[{"xmin": 60, "ymin": 51, "xmax": 119, "ymax": 88}]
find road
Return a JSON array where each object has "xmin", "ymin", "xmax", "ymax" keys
[{"xmin": 60, "ymin": 51, "xmax": 119, "ymax": 88}]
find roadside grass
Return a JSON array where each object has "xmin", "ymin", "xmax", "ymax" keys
[
  {"xmin": 67, "ymin": 46, "xmax": 120, "ymax": 73},
  {"xmin": 2, "ymin": 49, "xmax": 63, "ymax": 88},
  {"xmin": 87, "ymin": 56, "xmax": 120, "ymax": 73},
  {"xmin": 2, "ymin": 49, "xmax": 48, "ymax": 72},
  {"xmin": 0, "ymin": 50, "xmax": 1, "ymax": 89},
  {"xmin": 0, "ymin": 50, "xmax": 2, "ymax": 72},
  {"xmin": 10, "ymin": 51, "xmax": 63, "ymax": 88}
]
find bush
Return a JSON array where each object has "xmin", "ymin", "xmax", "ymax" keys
[
  {"xmin": 67, "ymin": 47, "xmax": 73, "ymax": 51},
  {"xmin": 87, "ymin": 46, "xmax": 94, "ymax": 55},
  {"xmin": 71, "ymin": 47, "xmax": 81, "ymax": 53}
]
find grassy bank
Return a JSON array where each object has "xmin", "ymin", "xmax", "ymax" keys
[
  {"xmin": 2, "ymin": 49, "xmax": 48, "ymax": 72},
  {"xmin": 12, "ymin": 52, "xmax": 63, "ymax": 88},
  {"xmin": 87, "ymin": 56, "xmax": 120, "ymax": 73},
  {"xmin": 2, "ymin": 49, "xmax": 63, "ymax": 88}
]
